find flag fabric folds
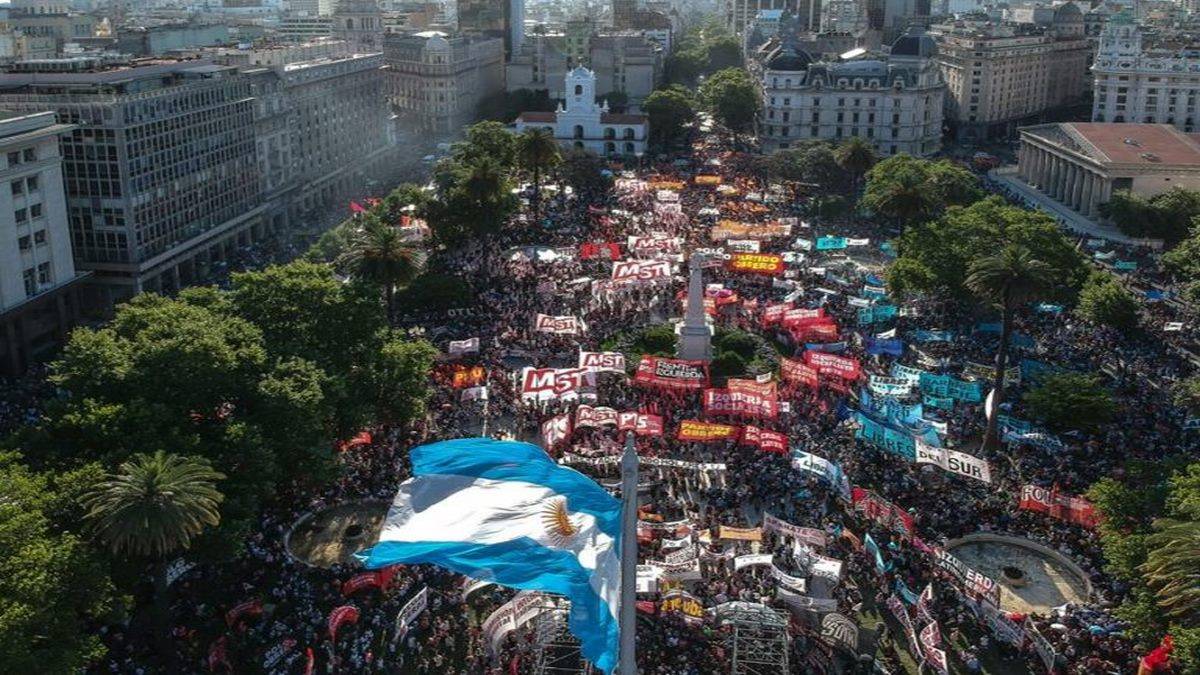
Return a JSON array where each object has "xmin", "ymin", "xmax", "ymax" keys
[{"xmin": 356, "ymin": 438, "xmax": 622, "ymax": 673}]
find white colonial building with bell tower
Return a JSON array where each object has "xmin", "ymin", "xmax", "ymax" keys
[{"xmin": 514, "ymin": 67, "xmax": 649, "ymax": 156}]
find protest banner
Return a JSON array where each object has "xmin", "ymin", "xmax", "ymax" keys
[
  {"xmin": 677, "ymin": 420, "xmax": 740, "ymax": 442},
  {"xmin": 634, "ymin": 356, "xmax": 710, "ymax": 390},
  {"xmin": 915, "ymin": 439, "xmax": 992, "ymax": 483},
  {"xmin": 734, "ymin": 553, "xmax": 774, "ymax": 570},
  {"xmin": 534, "ymin": 314, "xmax": 586, "ymax": 335},
  {"xmin": 741, "ymin": 425, "xmax": 788, "ymax": 453},
  {"xmin": 805, "ymin": 351, "xmax": 861, "ymax": 380},
  {"xmin": 761, "ymin": 302, "xmax": 793, "ymax": 327},
  {"xmin": 618, "ymin": 411, "xmax": 665, "ymax": 436},
  {"xmin": 660, "ymin": 590, "xmax": 705, "ymax": 623},
  {"xmin": 792, "ymin": 451, "xmax": 852, "ymax": 501},
  {"xmin": 450, "ymin": 365, "xmax": 487, "ymax": 388},
  {"xmin": 448, "ymin": 337, "xmax": 480, "ymax": 356},
  {"xmin": 1018, "ymin": 485, "xmax": 1099, "ymax": 528},
  {"xmin": 932, "ymin": 547, "xmax": 1001, "ymax": 607},
  {"xmin": 574, "ymin": 405, "xmax": 620, "ymax": 428},
  {"xmin": 780, "ymin": 356, "xmax": 820, "ymax": 388},
  {"xmin": 611, "ymin": 259, "xmax": 672, "ymax": 285},
  {"xmin": 520, "ymin": 367, "xmax": 596, "ymax": 402},
  {"xmin": 393, "ymin": 587, "xmax": 428, "ymax": 640},
  {"xmin": 579, "ymin": 242, "xmax": 621, "ymax": 260},
  {"xmin": 578, "ymin": 351, "xmax": 626, "ymax": 374},
  {"xmin": 728, "ymin": 253, "xmax": 785, "ymax": 275},
  {"xmin": 851, "ymin": 487, "xmax": 915, "ymax": 536},
  {"xmin": 703, "ymin": 379, "xmax": 779, "ymax": 419},
  {"xmin": 762, "ymin": 512, "xmax": 827, "ymax": 547},
  {"xmin": 772, "ymin": 565, "xmax": 808, "ymax": 593},
  {"xmin": 718, "ymin": 526, "xmax": 763, "ymax": 541}
]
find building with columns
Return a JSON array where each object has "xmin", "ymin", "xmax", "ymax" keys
[{"xmin": 1016, "ymin": 122, "xmax": 1200, "ymax": 221}]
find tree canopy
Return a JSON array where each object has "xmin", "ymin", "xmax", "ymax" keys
[
  {"xmin": 1102, "ymin": 187, "xmax": 1200, "ymax": 245},
  {"xmin": 1023, "ymin": 372, "xmax": 1117, "ymax": 432},
  {"xmin": 886, "ymin": 196, "xmax": 1087, "ymax": 302},
  {"xmin": 1076, "ymin": 270, "xmax": 1140, "ymax": 331},
  {"xmin": 643, "ymin": 85, "xmax": 698, "ymax": 149},
  {"xmin": 699, "ymin": 68, "xmax": 761, "ymax": 141},
  {"xmin": 860, "ymin": 154, "xmax": 983, "ymax": 225}
]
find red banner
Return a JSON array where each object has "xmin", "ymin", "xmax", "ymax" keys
[
  {"xmin": 618, "ymin": 411, "xmax": 664, "ymax": 436},
  {"xmin": 781, "ymin": 307, "xmax": 824, "ymax": 328},
  {"xmin": 341, "ymin": 572, "xmax": 381, "ymax": 596},
  {"xmin": 728, "ymin": 253, "xmax": 785, "ymax": 275},
  {"xmin": 579, "ymin": 242, "xmax": 621, "ymax": 260},
  {"xmin": 791, "ymin": 320, "xmax": 839, "ymax": 343},
  {"xmin": 761, "ymin": 302, "xmax": 793, "ymax": 327},
  {"xmin": 541, "ymin": 413, "xmax": 572, "ymax": 448},
  {"xmin": 677, "ymin": 420, "xmax": 740, "ymax": 442},
  {"xmin": 742, "ymin": 425, "xmax": 788, "ymax": 453},
  {"xmin": 328, "ymin": 605, "xmax": 360, "ymax": 642},
  {"xmin": 851, "ymin": 487, "xmax": 915, "ymax": 536},
  {"xmin": 780, "ymin": 357, "xmax": 820, "ymax": 388},
  {"xmin": 450, "ymin": 365, "xmax": 487, "ymax": 389},
  {"xmin": 633, "ymin": 356, "xmax": 710, "ymax": 391},
  {"xmin": 576, "ymin": 405, "xmax": 620, "ymax": 428},
  {"xmin": 1018, "ymin": 485, "xmax": 1099, "ymax": 528},
  {"xmin": 703, "ymin": 379, "xmax": 779, "ymax": 419},
  {"xmin": 804, "ymin": 351, "xmax": 861, "ymax": 380},
  {"xmin": 225, "ymin": 599, "xmax": 263, "ymax": 627}
]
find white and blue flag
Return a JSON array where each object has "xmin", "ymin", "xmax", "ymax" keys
[{"xmin": 356, "ymin": 438, "xmax": 622, "ymax": 672}]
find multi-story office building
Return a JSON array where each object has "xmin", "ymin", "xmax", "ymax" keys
[
  {"xmin": 931, "ymin": 5, "xmax": 1089, "ymax": 141},
  {"xmin": 0, "ymin": 59, "xmax": 263, "ymax": 302},
  {"xmin": 727, "ymin": 0, "xmax": 822, "ymax": 35},
  {"xmin": 507, "ymin": 31, "xmax": 663, "ymax": 108},
  {"xmin": 383, "ymin": 31, "xmax": 504, "ymax": 137},
  {"xmin": 0, "ymin": 110, "xmax": 87, "ymax": 374},
  {"xmin": 240, "ymin": 50, "xmax": 392, "ymax": 233},
  {"xmin": 458, "ymin": 0, "xmax": 524, "ymax": 56},
  {"xmin": 1092, "ymin": 12, "xmax": 1200, "ymax": 132},
  {"xmin": 276, "ymin": 15, "xmax": 334, "ymax": 42},
  {"xmin": 757, "ymin": 28, "xmax": 944, "ymax": 156},
  {"xmin": 332, "ymin": 0, "xmax": 384, "ymax": 53}
]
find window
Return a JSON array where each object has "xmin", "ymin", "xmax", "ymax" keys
[
  {"xmin": 22, "ymin": 268, "xmax": 35, "ymax": 296},
  {"xmin": 29, "ymin": 203, "xmax": 41, "ymax": 219},
  {"xmin": 33, "ymin": 229, "xmax": 45, "ymax": 245},
  {"xmin": 6, "ymin": 151, "xmax": 18, "ymax": 166},
  {"xmin": 575, "ymin": 84, "xmax": 583, "ymax": 95},
  {"xmin": 18, "ymin": 235, "xmax": 30, "ymax": 250},
  {"xmin": 10, "ymin": 180, "xmax": 22, "ymax": 196},
  {"xmin": 37, "ymin": 261, "xmax": 50, "ymax": 285},
  {"xmin": 26, "ymin": 176, "xmax": 37, "ymax": 191},
  {"xmin": 22, "ymin": 148, "xmax": 34, "ymax": 162},
  {"xmin": 14, "ymin": 208, "xmax": 26, "ymax": 223}
]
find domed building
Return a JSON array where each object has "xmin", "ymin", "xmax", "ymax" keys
[{"xmin": 758, "ymin": 27, "xmax": 945, "ymax": 156}]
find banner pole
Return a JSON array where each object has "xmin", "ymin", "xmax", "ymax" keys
[{"xmin": 618, "ymin": 431, "xmax": 639, "ymax": 674}]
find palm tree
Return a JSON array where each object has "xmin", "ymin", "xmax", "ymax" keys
[
  {"xmin": 862, "ymin": 165, "xmax": 933, "ymax": 225},
  {"xmin": 338, "ymin": 215, "xmax": 427, "ymax": 327},
  {"xmin": 835, "ymin": 136, "xmax": 877, "ymax": 192},
  {"xmin": 1141, "ymin": 518, "xmax": 1200, "ymax": 624},
  {"xmin": 516, "ymin": 128, "xmax": 561, "ymax": 217},
  {"xmin": 83, "ymin": 451, "xmax": 224, "ymax": 663},
  {"xmin": 965, "ymin": 245, "xmax": 1055, "ymax": 450}
]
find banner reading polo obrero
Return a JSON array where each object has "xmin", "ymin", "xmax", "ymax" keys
[
  {"xmin": 356, "ymin": 438, "xmax": 622, "ymax": 673},
  {"xmin": 728, "ymin": 253, "xmax": 785, "ymax": 276},
  {"xmin": 677, "ymin": 420, "xmax": 740, "ymax": 442},
  {"xmin": 633, "ymin": 356, "xmax": 710, "ymax": 391},
  {"xmin": 534, "ymin": 314, "xmax": 587, "ymax": 335}
]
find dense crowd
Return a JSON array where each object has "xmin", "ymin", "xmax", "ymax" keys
[{"xmin": 79, "ymin": 134, "xmax": 1197, "ymax": 675}]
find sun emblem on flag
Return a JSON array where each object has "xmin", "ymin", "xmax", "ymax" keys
[{"xmin": 542, "ymin": 498, "xmax": 580, "ymax": 545}]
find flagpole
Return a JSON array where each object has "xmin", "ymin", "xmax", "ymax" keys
[{"xmin": 618, "ymin": 431, "xmax": 638, "ymax": 674}]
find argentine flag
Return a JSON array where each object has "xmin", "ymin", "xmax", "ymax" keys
[{"xmin": 356, "ymin": 438, "xmax": 622, "ymax": 672}]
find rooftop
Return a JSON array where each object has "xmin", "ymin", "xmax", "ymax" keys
[{"xmin": 1024, "ymin": 122, "xmax": 1200, "ymax": 166}]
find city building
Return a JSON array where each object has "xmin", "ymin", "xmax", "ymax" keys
[
  {"xmin": 8, "ymin": 11, "xmax": 95, "ymax": 55},
  {"xmin": 1091, "ymin": 12, "xmax": 1200, "ymax": 132},
  {"xmin": 277, "ymin": 15, "xmax": 334, "ymax": 42},
  {"xmin": 332, "ymin": 0, "xmax": 383, "ymax": 53},
  {"xmin": 0, "ymin": 59, "xmax": 263, "ymax": 303},
  {"xmin": 507, "ymin": 31, "xmax": 663, "ymax": 108},
  {"xmin": 727, "ymin": 0, "xmax": 822, "ymax": 35},
  {"xmin": 383, "ymin": 30, "xmax": 504, "ymax": 137},
  {"xmin": 1015, "ymin": 122, "xmax": 1200, "ymax": 220},
  {"xmin": 931, "ymin": 6, "xmax": 1089, "ymax": 141},
  {"xmin": 514, "ymin": 67, "xmax": 649, "ymax": 156},
  {"xmin": 757, "ymin": 28, "xmax": 945, "ymax": 156},
  {"xmin": 0, "ymin": 109, "xmax": 85, "ymax": 374},
  {"xmin": 113, "ymin": 23, "xmax": 232, "ymax": 57},
  {"xmin": 457, "ymin": 0, "xmax": 524, "ymax": 57}
]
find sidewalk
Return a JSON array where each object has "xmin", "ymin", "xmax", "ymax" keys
[{"xmin": 987, "ymin": 167, "xmax": 1150, "ymax": 246}]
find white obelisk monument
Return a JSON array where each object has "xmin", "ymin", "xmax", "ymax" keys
[{"xmin": 677, "ymin": 252, "xmax": 713, "ymax": 361}]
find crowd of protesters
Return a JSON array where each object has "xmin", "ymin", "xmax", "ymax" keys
[{"xmin": 78, "ymin": 132, "xmax": 1198, "ymax": 675}]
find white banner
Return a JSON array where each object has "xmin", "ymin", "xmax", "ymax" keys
[
  {"xmin": 575, "ymin": 405, "xmax": 620, "ymax": 428},
  {"xmin": 772, "ymin": 565, "xmax": 808, "ymax": 593},
  {"xmin": 394, "ymin": 586, "xmax": 428, "ymax": 639},
  {"xmin": 578, "ymin": 351, "xmax": 626, "ymax": 373},
  {"xmin": 481, "ymin": 591, "xmax": 554, "ymax": 654},
  {"xmin": 734, "ymin": 553, "xmax": 774, "ymax": 570},
  {"xmin": 762, "ymin": 513, "xmax": 827, "ymax": 548},
  {"xmin": 611, "ymin": 259, "xmax": 672, "ymax": 284},
  {"xmin": 520, "ymin": 367, "xmax": 596, "ymax": 402},
  {"xmin": 541, "ymin": 413, "xmax": 571, "ymax": 448},
  {"xmin": 777, "ymin": 587, "xmax": 838, "ymax": 613},
  {"xmin": 460, "ymin": 386, "xmax": 488, "ymax": 402},
  {"xmin": 448, "ymin": 337, "xmax": 480, "ymax": 355},
  {"xmin": 534, "ymin": 314, "xmax": 586, "ymax": 335},
  {"xmin": 915, "ymin": 439, "xmax": 992, "ymax": 483}
]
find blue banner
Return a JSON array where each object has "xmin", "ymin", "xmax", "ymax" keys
[
  {"xmin": 865, "ymin": 533, "xmax": 889, "ymax": 573},
  {"xmin": 974, "ymin": 322, "xmax": 1002, "ymax": 334},
  {"xmin": 855, "ymin": 412, "xmax": 917, "ymax": 460},
  {"xmin": 919, "ymin": 373, "xmax": 982, "ymax": 402},
  {"xmin": 865, "ymin": 337, "xmax": 905, "ymax": 357},
  {"xmin": 857, "ymin": 304, "xmax": 898, "ymax": 326},
  {"xmin": 896, "ymin": 578, "xmax": 920, "ymax": 605},
  {"xmin": 911, "ymin": 330, "xmax": 955, "ymax": 343},
  {"xmin": 923, "ymin": 394, "xmax": 954, "ymax": 410},
  {"xmin": 816, "ymin": 236, "xmax": 848, "ymax": 250},
  {"xmin": 1115, "ymin": 260, "xmax": 1138, "ymax": 271},
  {"xmin": 805, "ymin": 341, "xmax": 848, "ymax": 353},
  {"xmin": 1035, "ymin": 303, "xmax": 1063, "ymax": 314},
  {"xmin": 862, "ymin": 284, "xmax": 888, "ymax": 300}
]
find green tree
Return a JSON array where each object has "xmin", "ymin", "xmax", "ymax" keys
[
  {"xmin": 560, "ymin": 149, "xmax": 613, "ymax": 196},
  {"xmin": 0, "ymin": 452, "xmax": 115, "ymax": 673},
  {"xmin": 370, "ymin": 338, "xmax": 439, "ymax": 428},
  {"xmin": 769, "ymin": 142, "xmax": 845, "ymax": 198},
  {"xmin": 705, "ymin": 35, "xmax": 743, "ymax": 71},
  {"xmin": 861, "ymin": 155, "xmax": 982, "ymax": 225},
  {"xmin": 966, "ymin": 245, "xmax": 1056, "ymax": 450},
  {"xmin": 835, "ymin": 136, "xmax": 877, "ymax": 191},
  {"xmin": 1161, "ymin": 221, "xmax": 1200, "ymax": 282},
  {"xmin": 643, "ymin": 85, "xmax": 698, "ymax": 149},
  {"xmin": 1023, "ymin": 372, "xmax": 1117, "ymax": 432},
  {"xmin": 337, "ymin": 217, "xmax": 426, "ymax": 328},
  {"xmin": 428, "ymin": 157, "xmax": 517, "ymax": 245},
  {"xmin": 664, "ymin": 50, "xmax": 705, "ymax": 87},
  {"xmin": 451, "ymin": 120, "xmax": 517, "ymax": 170},
  {"xmin": 516, "ymin": 128, "xmax": 562, "ymax": 217},
  {"xmin": 83, "ymin": 451, "xmax": 223, "ymax": 662},
  {"xmin": 1149, "ymin": 188, "xmax": 1200, "ymax": 244},
  {"xmin": 887, "ymin": 196, "xmax": 1085, "ymax": 302},
  {"xmin": 1142, "ymin": 518, "xmax": 1200, "ymax": 624},
  {"xmin": 1076, "ymin": 270, "xmax": 1139, "ymax": 330},
  {"xmin": 699, "ymin": 67, "xmax": 761, "ymax": 145},
  {"xmin": 395, "ymin": 271, "xmax": 473, "ymax": 315}
]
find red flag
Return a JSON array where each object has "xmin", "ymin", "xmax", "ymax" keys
[
  {"xmin": 207, "ymin": 636, "xmax": 230, "ymax": 672},
  {"xmin": 341, "ymin": 571, "xmax": 382, "ymax": 596},
  {"xmin": 328, "ymin": 605, "xmax": 360, "ymax": 642},
  {"xmin": 1139, "ymin": 635, "xmax": 1174, "ymax": 674},
  {"xmin": 350, "ymin": 201, "xmax": 367, "ymax": 213},
  {"xmin": 378, "ymin": 564, "xmax": 400, "ymax": 590},
  {"xmin": 304, "ymin": 647, "xmax": 315, "ymax": 675}
]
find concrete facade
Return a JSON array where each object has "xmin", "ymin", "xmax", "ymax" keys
[
  {"xmin": 1091, "ymin": 13, "xmax": 1200, "ymax": 132},
  {"xmin": 384, "ymin": 31, "xmax": 504, "ymax": 137},
  {"xmin": 514, "ymin": 67, "xmax": 649, "ymax": 157}
]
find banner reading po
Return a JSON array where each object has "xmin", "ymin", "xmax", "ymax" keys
[{"xmin": 728, "ymin": 253, "xmax": 785, "ymax": 276}]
